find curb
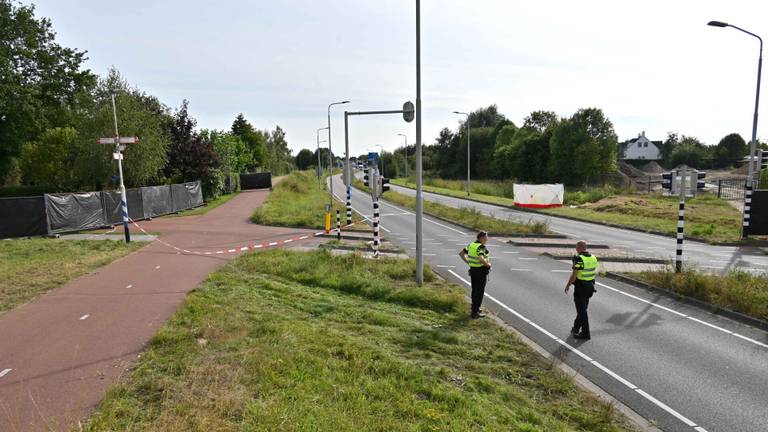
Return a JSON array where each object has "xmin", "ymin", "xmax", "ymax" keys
[
  {"xmin": 390, "ymin": 183, "xmax": 768, "ymax": 247},
  {"xmin": 604, "ymin": 272, "xmax": 768, "ymax": 332},
  {"xmin": 508, "ymin": 241, "xmax": 611, "ymax": 249},
  {"xmin": 541, "ymin": 253, "xmax": 667, "ymax": 264}
]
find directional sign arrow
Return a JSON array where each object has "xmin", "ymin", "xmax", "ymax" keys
[{"xmin": 97, "ymin": 137, "xmax": 140, "ymax": 145}]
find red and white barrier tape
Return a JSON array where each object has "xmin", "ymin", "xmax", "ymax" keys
[{"xmin": 128, "ymin": 218, "xmax": 366, "ymax": 256}]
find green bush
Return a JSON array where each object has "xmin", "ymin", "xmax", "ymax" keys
[{"xmin": 564, "ymin": 187, "xmax": 616, "ymax": 205}]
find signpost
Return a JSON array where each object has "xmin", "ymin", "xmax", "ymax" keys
[{"xmin": 97, "ymin": 93, "xmax": 139, "ymax": 243}]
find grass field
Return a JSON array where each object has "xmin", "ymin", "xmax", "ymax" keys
[
  {"xmin": 355, "ymin": 178, "xmax": 549, "ymax": 235},
  {"xmin": 83, "ymin": 249, "xmax": 634, "ymax": 431},
  {"xmin": 628, "ymin": 269, "xmax": 768, "ymax": 321},
  {"xmin": 170, "ymin": 192, "xmax": 240, "ymax": 217},
  {"xmin": 390, "ymin": 178, "xmax": 743, "ymax": 243},
  {"xmin": 0, "ymin": 239, "xmax": 143, "ymax": 313},
  {"xmin": 252, "ymin": 171, "xmax": 359, "ymax": 229}
]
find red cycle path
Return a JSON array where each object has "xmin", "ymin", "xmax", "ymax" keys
[{"xmin": 0, "ymin": 189, "xmax": 316, "ymax": 431}]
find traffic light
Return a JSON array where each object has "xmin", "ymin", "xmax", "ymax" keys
[
  {"xmin": 662, "ymin": 172, "xmax": 673, "ymax": 190},
  {"xmin": 363, "ymin": 167, "xmax": 370, "ymax": 187},
  {"xmin": 760, "ymin": 150, "xmax": 768, "ymax": 170},
  {"xmin": 381, "ymin": 177, "xmax": 390, "ymax": 193},
  {"xmin": 696, "ymin": 171, "xmax": 706, "ymax": 190}
]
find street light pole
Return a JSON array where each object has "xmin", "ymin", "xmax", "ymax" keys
[
  {"xmin": 708, "ymin": 21, "xmax": 763, "ymax": 238},
  {"xmin": 327, "ymin": 100, "xmax": 350, "ymax": 205},
  {"xmin": 110, "ymin": 92, "xmax": 130, "ymax": 243},
  {"xmin": 454, "ymin": 111, "xmax": 471, "ymax": 195},
  {"xmin": 415, "ymin": 0, "xmax": 423, "ymax": 285},
  {"xmin": 376, "ymin": 144, "xmax": 385, "ymax": 177},
  {"xmin": 397, "ymin": 133, "xmax": 408, "ymax": 178},
  {"xmin": 316, "ymin": 127, "xmax": 328, "ymax": 180}
]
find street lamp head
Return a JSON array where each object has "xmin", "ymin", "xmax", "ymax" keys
[
  {"xmin": 341, "ymin": 100, "xmax": 350, "ymax": 104},
  {"xmin": 708, "ymin": 21, "xmax": 729, "ymax": 28},
  {"xmin": 397, "ymin": 133, "xmax": 406, "ymax": 137}
]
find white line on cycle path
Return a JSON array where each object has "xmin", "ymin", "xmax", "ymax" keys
[{"xmin": 447, "ymin": 269, "xmax": 709, "ymax": 432}]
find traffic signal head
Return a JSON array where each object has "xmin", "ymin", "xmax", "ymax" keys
[
  {"xmin": 363, "ymin": 167, "xmax": 370, "ymax": 187},
  {"xmin": 761, "ymin": 150, "xmax": 768, "ymax": 170},
  {"xmin": 662, "ymin": 172, "xmax": 673, "ymax": 190},
  {"xmin": 381, "ymin": 177, "xmax": 390, "ymax": 193},
  {"xmin": 696, "ymin": 171, "xmax": 706, "ymax": 189}
]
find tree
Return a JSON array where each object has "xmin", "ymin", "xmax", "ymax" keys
[
  {"xmin": 660, "ymin": 132, "xmax": 679, "ymax": 167},
  {"xmin": 715, "ymin": 133, "xmax": 747, "ymax": 167},
  {"xmin": 295, "ymin": 149, "xmax": 315, "ymax": 170},
  {"xmin": 163, "ymin": 99, "xmax": 218, "ymax": 190},
  {"xmin": 0, "ymin": 0, "xmax": 97, "ymax": 179},
  {"xmin": 523, "ymin": 111, "xmax": 559, "ymax": 133},
  {"xmin": 266, "ymin": 125, "xmax": 293, "ymax": 174},
  {"xmin": 549, "ymin": 108, "xmax": 617, "ymax": 185},
  {"xmin": 670, "ymin": 136, "xmax": 707, "ymax": 168},
  {"xmin": 231, "ymin": 113, "xmax": 267, "ymax": 170},
  {"xmin": 20, "ymin": 127, "xmax": 78, "ymax": 188}
]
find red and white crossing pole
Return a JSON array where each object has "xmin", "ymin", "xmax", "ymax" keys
[{"xmin": 97, "ymin": 93, "xmax": 139, "ymax": 243}]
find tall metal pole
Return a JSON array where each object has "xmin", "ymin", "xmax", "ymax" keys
[
  {"xmin": 327, "ymin": 101, "xmax": 350, "ymax": 206},
  {"xmin": 398, "ymin": 133, "xmax": 408, "ymax": 178},
  {"xmin": 415, "ymin": 0, "xmax": 423, "ymax": 285},
  {"xmin": 454, "ymin": 111, "xmax": 470, "ymax": 195},
  {"xmin": 377, "ymin": 144, "xmax": 385, "ymax": 177},
  {"xmin": 708, "ymin": 21, "xmax": 762, "ymax": 238},
  {"xmin": 676, "ymin": 167, "xmax": 687, "ymax": 273},
  {"xmin": 110, "ymin": 93, "xmax": 130, "ymax": 243},
  {"xmin": 317, "ymin": 127, "xmax": 328, "ymax": 180}
]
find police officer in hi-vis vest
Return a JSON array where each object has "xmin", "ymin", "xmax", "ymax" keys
[
  {"xmin": 565, "ymin": 241, "xmax": 598, "ymax": 340},
  {"xmin": 459, "ymin": 231, "xmax": 491, "ymax": 319}
]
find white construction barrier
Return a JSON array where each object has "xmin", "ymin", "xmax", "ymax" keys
[{"xmin": 513, "ymin": 184, "xmax": 564, "ymax": 208}]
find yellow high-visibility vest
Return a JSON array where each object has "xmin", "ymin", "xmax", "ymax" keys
[
  {"xmin": 467, "ymin": 241, "xmax": 489, "ymax": 268},
  {"xmin": 576, "ymin": 254, "xmax": 598, "ymax": 281}
]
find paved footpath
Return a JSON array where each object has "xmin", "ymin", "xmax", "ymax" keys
[{"xmin": 0, "ymin": 189, "xmax": 314, "ymax": 431}]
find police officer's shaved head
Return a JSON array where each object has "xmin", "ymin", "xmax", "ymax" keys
[
  {"xmin": 576, "ymin": 241, "xmax": 587, "ymax": 252},
  {"xmin": 477, "ymin": 231, "xmax": 488, "ymax": 240}
]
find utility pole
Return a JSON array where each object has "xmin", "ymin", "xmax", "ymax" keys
[
  {"xmin": 327, "ymin": 100, "xmax": 350, "ymax": 207},
  {"xmin": 397, "ymin": 133, "xmax": 408, "ymax": 178},
  {"xmin": 316, "ymin": 127, "xmax": 328, "ymax": 180},
  {"xmin": 415, "ymin": 0, "xmax": 424, "ymax": 285}
]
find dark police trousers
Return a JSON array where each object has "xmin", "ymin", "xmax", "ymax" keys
[
  {"xmin": 469, "ymin": 267, "xmax": 489, "ymax": 316},
  {"xmin": 572, "ymin": 281, "xmax": 595, "ymax": 337}
]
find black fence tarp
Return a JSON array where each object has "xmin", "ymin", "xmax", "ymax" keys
[
  {"xmin": 141, "ymin": 185, "xmax": 172, "ymax": 218},
  {"xmin": 0, "ymin": 197, "xmax": 48, "ymax": 238},
  {"xmin": 747, "ymin": 190, "xmax": 768, "ymax": 236},
  {"xmin": 45, "ymin": 192, "xmax": 106, "ymax": 234},
  {"xmin": 102, "ymin": 189, "xmax": 144, "ymax": 225},
  {"xmin": 240, "ymin": 172, "xmax": 272, "ymax": 190}
]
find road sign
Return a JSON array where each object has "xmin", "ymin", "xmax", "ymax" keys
[
  {"xmin": 97, "ymin": 136, "xmax": 140, "ymax": 145},
  {"xmin": 112, "ymin": 152, "xmax": 123, "ymax": 160},
  {"xmin": 403, "ymin": 101, "xmax": 415, "ymax": 122}
]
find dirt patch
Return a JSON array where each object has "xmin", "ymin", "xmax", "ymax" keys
[{"xmin": 640, "ymin": 161, "xmax": 664, "ymax": 174}]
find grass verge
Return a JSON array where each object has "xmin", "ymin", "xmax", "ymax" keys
[
  {"xmin": 83, "ymin": 249, "xmax": 633, "ymax": 431},
  {"xmin": 0, "ymin": 238, "xmax": 143, "ymax": 314},
  {"xmin": 627, "ymin": 269, "xmax": 768, "ymax": 321},
  {"xmin": 357, "ymin": 178, "xmax": 549, "ymax": 235},
  {"xmin": 390, "ymin": 178, "xmax": 742, "ymax": 243},
  {"xmin": 252, "ymin": 171, "xmax": 360, "ymax": 229},
  {"xmin": 170, "ymin": 192, "xmax": 240, "ymax": 217}
]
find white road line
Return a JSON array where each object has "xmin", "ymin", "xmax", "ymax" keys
[
  {"xmin": 79, "ymin": 314, "xmax": 89, "ymax": 320},
  {"xmin": 125, "ymin": 284, "xmax": 133, "ymax": 289},
  {"xmin": 436, "ymin": 265, "xmax": 456, "ymax": 268},
  {"xmin": 509, "ymin": 268, "xmax": 532, "ymax": 272},
  {"xmin": 424, "ymin": 253, "xmax": 437, "ymax": 256},
  {"xmin": 446, "ymin": 270, "xmax": 708, "ymax": 432},
  {"xmin": 0, "ymin": 369, "xmax": 11, "ymax": 378},
  {"xmin": 154, "ymin": 265, "xmax": 161, "ymax": 269},
  {"xmin": 228, "ymin": 248, "xmax": 237, "ymax": 252},
  {"xmin": 268, "ymin": 242, "xmax": 278, "ymax": 246},
  {"xmin": 708, "ymin": 260, "xmax": 728, "ymax": 264},
  {"xmin": 551, "ymin": 269, "xmax": 571, "ymax": 273},
  {"xmin": 519, "ymin": 257, "xmax": 538, "ymax": 261},
  {"xmin": 598, "ymin": 281, "xmax": 767, "ymax": 350},
  {"xmin": 240, "ymin": 246, "xmax": 249, "ymax": 251},
  {"xmin": 503, "ymin": 251, "xmax": 520, "ymax": 254},
  {"xmin": 216, "ymin": 251, "xmax": 224, "ymax": 254},
  {"xmin": 700, "ymin": 266, "xmax": 723, "ymax": 269}
]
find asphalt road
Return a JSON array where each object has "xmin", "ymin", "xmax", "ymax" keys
[
  {"xmin": 385, "ymin": 182, "xmax": 768, "ymax": 275},
  {"xmin": 333, "ymin": 175, "xmax": 768, "ymax": 432}
]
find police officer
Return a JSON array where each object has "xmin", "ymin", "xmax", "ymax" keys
[
  {"xmin": 459, "ymin": 231, "xmax": 491, "ymax": 318},
  {"xmin": 564, "ymin": 241, "xmax": 598, "ymax": 340}
]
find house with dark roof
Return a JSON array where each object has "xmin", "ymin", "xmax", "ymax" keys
[{"xmin": 619, "ymin": 131, "xmax": 662, "ymax": 160}]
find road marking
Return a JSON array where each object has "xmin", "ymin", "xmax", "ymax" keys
[
  {"xmin": 79, "ymin": 314, "xmax": 89, "ymax": 320},
  {"xmin": 216, "ymin": 251, "xmax": 224, "ymax": 254},
  {"xmin": 503, "ymin": 251, "xmax": 520, "ymax": 254},
  {"xmin": 424, "ymin": 253, "xmax": 436, "ymax": 256},
  {"xmin": 0, "ymin": 369, "xmax": 11, "ymax": 378},
  {"xmin": 509, "ymin": 268, "xmax": 532, "ymax": 272},
  {"xmin": 154, "ymin": 265, "xmax": 161, "ymax": 269},
  {"xmin": 228, "ymin": 248, "xmax": 237, "ymax": 252},
  {"xmin": 240, "ymin": 246, "xmax": 249, "ymax": 251},
  {"xmin": 436, "ymin": 265, "xmax": 455, "ymax": 268},
  {"xmin": 125, "ymin": 284, "xmax": 133, "ymax": 289},
  {"xmin": 519, "ymin": 257, "xmax": 538, "ymax": 261},
  {"xmin": 551, "ymin": 269, "xmax": 571, "ymax": 273},
  {"xmin": 700, "ymin": 266, "xmax": 723, "ymax": 269},
  {"xmin": 268, "ymin": 242, "xmax": 278, "ymax": 246},
  {"xmin": 597, "ymin": 281, "xmax": 767, "ymax": 350},
  {"xmin": 708, "ymin": 260, "xmax": 728, "ymax": 264},
  {"xmin": 447, "ymin": 270, "xmax": 709, "ymax": 432}
]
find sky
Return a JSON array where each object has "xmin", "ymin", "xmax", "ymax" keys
[{"xmin": 30, "ymin": 0, "xmax": 767, "ymax": 157}]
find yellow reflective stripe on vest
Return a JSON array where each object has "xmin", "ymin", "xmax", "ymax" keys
[
  {"xmin": 576, "ymin": 254, "xmax": 598, "ymax": 281},
  {"xmin": 467, "ymin": 241, "xmax": 488, "ymax": 268}
]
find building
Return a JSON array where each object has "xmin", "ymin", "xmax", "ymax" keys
[{"xmin": 620, "ymin": 131, "xmax": 662, "ymax": 160}]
